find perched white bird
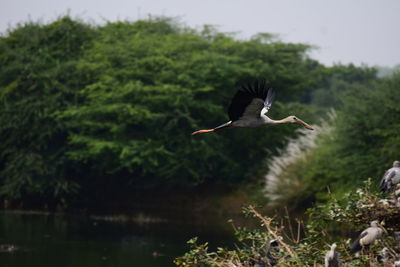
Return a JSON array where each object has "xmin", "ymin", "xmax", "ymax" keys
[
  {"xmin": 379, "ymin": 161, "xmax": 400, "ymax": 193},
  {"xmin": 377, "ymin": 247, "xmax": 390, "ymax": 263},
  {"xmin": 192, "ymin": 80, "xmax": 313, "ymax": 135},
  {"xmin": 350, "ymin": 221, "xmax": 384, "ymax": 253},
  {"xmin": 325, "ymin": 243, "xmax": 341, "ymax": 267}
]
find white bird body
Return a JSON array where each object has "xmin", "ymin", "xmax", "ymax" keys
[
  {"xmin": 192, "ymin": 80, "xmax": 313, "ymax": 135},
  {"xmin": 232, "ymin": 115, "xmax": 274, "ymax": 128},
  {"xmin": 350, "ymin": 221, "xmax": 384, "ymax": 253},
  {"xmin": 359, "ymin": 227, "xmax": 382, "ymax": 246},
  {"xmin": 324, "ymin": 243, "xmax": 341, "ymax": 267},
  {"xmin": 379, "ymin": 161, "xmax": 400, "ymax": 193}
]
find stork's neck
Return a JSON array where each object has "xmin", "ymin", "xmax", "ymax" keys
[{"xmin": 267, "ymin": 116, "xmax": 291, "ymax": 125}]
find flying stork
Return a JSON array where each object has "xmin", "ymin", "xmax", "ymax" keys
[
  {"xmin": 379, "ymin": 161, "xmax": 400, "ymax": 193},
  {"xmin": 191, "ymin": 80, "xmax": 314, "ymax": 135}
]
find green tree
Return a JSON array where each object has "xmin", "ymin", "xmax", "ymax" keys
[
  {"xmin": 301, "ymin": 72, "xmax": 400, "ymax": 200},
  {"xmin": 0, "ymin": 16, "xmax": 354, "ymax": 206},
  {"xmin": 0, "ymin": 17, "xmax": 96, "ymax": 204}
]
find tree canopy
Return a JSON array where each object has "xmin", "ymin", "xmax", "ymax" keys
[{"xmin": 0, "ymin": 16, "xmax": 389, "ymax": 207}]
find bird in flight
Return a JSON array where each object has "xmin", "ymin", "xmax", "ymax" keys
[{"xmin": 192, "ymin": 80, "xmax": 313, "ymax": 135}]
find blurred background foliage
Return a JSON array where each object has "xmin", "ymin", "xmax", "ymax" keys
[{"xmin": 0, "ymin": 16, "xmax": 399, "ymax": 209}]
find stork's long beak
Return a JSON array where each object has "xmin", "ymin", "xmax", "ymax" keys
[
  {"xmin": 296, "ymin": 119, "xmax": 314, "ymax": 130},
  {"xmin": 379, "ymin": 225, "xmax": 388, "ymax": 234},
  {"xmin": 379, "ymin": 221, "xmax": 388, "ymax": 234}
]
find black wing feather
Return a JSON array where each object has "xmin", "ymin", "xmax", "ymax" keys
[
  {"xmin": 350, "ymin": 231, "xmax": 368, "ymax": 253},
  {"xmin": 228, "ymin": 80, "xmax": 274, "ymax": 121},
  {"xmin": 379, "ymin": 170, "xmax": 395, "ymax": 193}
]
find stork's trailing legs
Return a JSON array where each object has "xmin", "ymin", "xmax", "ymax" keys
[
  {"xmin": 191, "ymin": 121, "xmax": 233, "ymax": 135},
  {"xmin": 191, "ymin": 129, "xmax": 214, "ymax": 135}
]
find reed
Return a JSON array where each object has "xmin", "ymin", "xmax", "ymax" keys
[{"xmin": 264, "ymin": 111, "xmax": 336, "ymax": 205}]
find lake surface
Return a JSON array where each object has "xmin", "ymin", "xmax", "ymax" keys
[{"xmin": 0, "ymin": 211, "xmax": 236, "ymax": 267}]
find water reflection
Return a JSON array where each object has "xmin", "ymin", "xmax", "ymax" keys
[{"xmin": 0, "ymin": 211, "xmax": 236, "ymax": 267}]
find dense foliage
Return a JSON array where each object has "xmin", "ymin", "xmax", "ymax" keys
[
  {"xmin": 176, "ymin": 180, "xmax": 400, "ymax": 266},
  {"xmin": 0, "ymin": 17, "xmax": 95, "ymax": 202},
  {"xmin": 293, "ymin": 72, "xmax": 400, "ymax": 202},
  {"xmin": 0, "ymin": 16, "xmax": 394, "ymax": 209},
  {"xmin": 0, "ymin": 16, "xmax": 326, "ymax": 205},
  {"xmin": 263, "ymin": 68, "xmax": 400, "ymax": 208}
]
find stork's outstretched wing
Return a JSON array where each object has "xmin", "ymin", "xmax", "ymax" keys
[{"xmin": 227, "ymin": 80, "xmax": 275, "ymax": 121}]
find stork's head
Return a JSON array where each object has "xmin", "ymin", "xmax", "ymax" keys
[
  {"xmin": 288, "ymin": 116, "xmax": 314, "ymax": 130},
  {"xmin": 371, "ymin": 220, "xmax": 387, "ymax": 233},
  {"xmin": 331, "ymin": 243, "xmax": 337, "ymax": 250},
  {"xmin": 393, "ymin": 161, "xmax": 400, "ymax": 167},
  {"xmin": 371, "ymin": 220, "xmax": 380, "ymax": 227}
]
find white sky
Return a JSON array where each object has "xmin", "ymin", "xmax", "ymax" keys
[{"xmin": 1, "ymin": 0, "xmax": 399, "ymax": 67}]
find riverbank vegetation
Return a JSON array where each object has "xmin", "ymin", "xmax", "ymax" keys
[
  {"xmin": 175, "ymin": 180, "xmax": 400, "ymax": 266},
  {"xmin": 0, "ymin": 16, "xmax": 399, "ymax": 214},
  {"xmin": 264, "ymin": 72, "xmax": 400, "ymax": 208}
]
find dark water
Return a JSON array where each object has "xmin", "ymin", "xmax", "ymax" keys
[{"xmin": 0, "ymin": 211, "xmax": 236, "ymax": 267}]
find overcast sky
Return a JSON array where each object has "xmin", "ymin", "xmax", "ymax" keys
[{"xmin": 1, "ymin": 0, "xmax": 399, "ymax": 67}]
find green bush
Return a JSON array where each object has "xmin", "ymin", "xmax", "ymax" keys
[
  {"xmin": 176, "ymin": 180, "xmax": 400, "ymax": 266},
  {"xmin": 298, "ymin": 72, "xmax": 400, "ymax": 202}
]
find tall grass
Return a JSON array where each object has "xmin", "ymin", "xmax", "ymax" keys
[{"xmin": 264, "ymin": 111, "xmax": 336, "ymax": 206}]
